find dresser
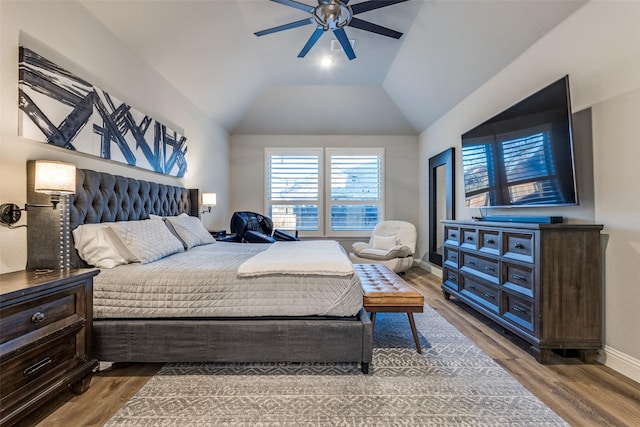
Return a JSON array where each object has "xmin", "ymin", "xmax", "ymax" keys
[
  {"xmin": 0, "ymin": 269, "xmax": 99, "ymax": 426},
  {"xmin": 440, "ymin": 220, "xmax": 603, "ymax": 363}
]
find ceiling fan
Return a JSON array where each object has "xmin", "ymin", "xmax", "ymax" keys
[{"xmin": 254, "ymin": 0, "xmax": 409, "ymax": 60}]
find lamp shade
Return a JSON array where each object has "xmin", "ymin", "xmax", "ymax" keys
[
  {"xmin": 34, "ymin": 160, "xmax": 76, "ymax": 195},
  {"xmin": 202, "ymin": 192, "xmax": 217, "ymax": 206}
]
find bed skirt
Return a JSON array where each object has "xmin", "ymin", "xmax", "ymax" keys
[{"xmin": 93, "ymin": 308, "xmax": 373, "ymax": 373}]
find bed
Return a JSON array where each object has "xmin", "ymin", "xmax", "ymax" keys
[{"xmin": 26, "ymin": 167, "xmax": 373, "ymax": 373}]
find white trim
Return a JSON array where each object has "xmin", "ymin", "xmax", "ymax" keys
[{"xmin": 600, "ymin": 345, "xmax": 640, "ymax": 384}]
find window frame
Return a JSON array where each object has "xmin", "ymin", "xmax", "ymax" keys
[
  {"xmin": 265, "ymin": 147, "xmax": 385, "ymax": 238},
  {"xmin": 264, "ymin": 148, "xmax": 324, "ymax": 237},
  {"xmin": 325, "ymin": 147, "xmax": 385, "ymax": 238}
]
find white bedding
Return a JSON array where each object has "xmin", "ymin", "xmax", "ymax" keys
[
  {"xmin": 237, "ymin": 240, "xmax": 354, "ymax": 277},
  {"xmin": 93, "ymin": 241, "xmax": 362, "ymax": 319}
]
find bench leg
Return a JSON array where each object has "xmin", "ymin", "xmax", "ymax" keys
[
  {"xmin": 370, "ymin": 312, "xmax": 376, "ymax": 330},
  {"xmin": 407, "ymin": 313, "xmax": 422, "ymax": 354}
]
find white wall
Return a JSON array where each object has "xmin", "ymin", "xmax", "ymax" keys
[
  {"xmin": 0, "ymin": 1, "xmax": 229, "ymax": 273},
  {"xmin": 420, "ymin": 1, "xmax": 640, "ymax": 381},
  {"xmin": 230, "ymin": 134, "xmax": 419, "ymax": 250}
]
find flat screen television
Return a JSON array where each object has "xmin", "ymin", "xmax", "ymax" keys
[{"xmin": 461, "ymin": 75, "xmax": 578, "ymax": 208}]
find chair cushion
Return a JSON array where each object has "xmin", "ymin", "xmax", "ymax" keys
[{"xmin": 358, "ymin": 246, "xmax": 412, "ymax": 261}]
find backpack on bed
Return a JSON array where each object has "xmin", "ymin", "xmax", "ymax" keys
[{"xmin": 229, "ymin": 211, "xmax": 299, "ymax": 243}]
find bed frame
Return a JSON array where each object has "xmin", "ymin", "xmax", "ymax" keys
[{"xmin": 26, "ymin": 165, "xmax": 372, "ymax": 373}]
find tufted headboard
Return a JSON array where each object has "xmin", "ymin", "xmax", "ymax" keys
[{"xmin": 26, "ymin": 163, "xmax": 200, "ymax": 269}]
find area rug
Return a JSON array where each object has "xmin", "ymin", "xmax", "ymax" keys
[{"xmin": 105, "ymin": 305, "xmax": 567, "ymax": 426}]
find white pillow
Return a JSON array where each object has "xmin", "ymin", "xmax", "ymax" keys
[
  {"xmin": 108, "ymin": 220, "xmax": 184, "ymax": 264},
  {"xmin": 73, "ymin": 223, "xmax": 136, "ymax": 268},
  {"xmin": 149, "ymin": 212, "xmax": 188, "ymax": 221},
  {"xmin": 164, "ymin": 215, "xmax": 215, "ymax": 250},
  {"xmin": 372, "ymin": 234, "xmax": 397, "ymax": 250}
]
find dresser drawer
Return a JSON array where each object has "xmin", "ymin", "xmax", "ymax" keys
[
  {"xmin": 461, "ymin": 228, "xmax": 478, "ymax": 249},
  {"xmin": 503, "ymin": 262, "xmax": 534, "ymax": 297},
  {"xmin": 479, "ymin": 229, "xmax": 500, "ymax": 255},
  {"xmin": 460, "ymin": 274, "xmax": 499, "ymax": 313},
  {"xmin": 503, "ymin": 232, "xmax": 535, "ymax": 263},
  {"xmin": 442, "ymin": 267, "xmax": 459, "ymax": 292},
  {"xmin": 1, "ymin": 283, "xmax": 86, "ymax": 346},
  {"xmin": 460, "ymin": 251, "xmax": 500, "ymax": 285},
  {"xmin": 443, "ymin": 246, "xmax": 459, "ymax": 268},
  {"xmin": 502, "ymin": 291, "xmax": 534, "ymax": 333},
  {"xmin": 0, "ymin": 332, "xmax": 81, "ymax": 400},
  {"xmin": 444, "ymin": 225, "xmax": 460, "ymax": 246}
]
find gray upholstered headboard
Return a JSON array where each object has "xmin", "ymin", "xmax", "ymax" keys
[{"xmin": 26, "ymin": 163, "xmax": 200, "ymax": 269}]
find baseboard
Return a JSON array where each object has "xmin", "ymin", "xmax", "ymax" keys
[
  {"xmin": 600, "ymin": 345, "xmax": 640, "ymax": 384},
  {"xmin": 415, "ymin": 259, "xmax": 442, "ymax": 278}
]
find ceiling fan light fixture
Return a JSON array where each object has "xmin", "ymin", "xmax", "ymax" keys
[
  {"xmin": 255, "ymin": 0, "xmax": 408, "ymax": 60},
  {"xmin": 313, "ymin": 0, "xmax": 352, "ymax": 30},
  {"xmin": 320, "ymin": 57, "xmax": 333, "ymax": 67}
]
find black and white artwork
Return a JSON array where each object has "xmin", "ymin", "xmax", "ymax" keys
[{"xmin": 18, "ymin": 47, "xmax": 187, "ymax": 177}]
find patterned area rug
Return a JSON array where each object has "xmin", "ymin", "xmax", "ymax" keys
[{"xmin": 105, "ymin": 305, "xmax": 567, "ymax": 426}]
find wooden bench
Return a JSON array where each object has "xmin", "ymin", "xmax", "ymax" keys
[{"xmin": 354, "ymin": 263, "xmax": 425, "ymax": 353}]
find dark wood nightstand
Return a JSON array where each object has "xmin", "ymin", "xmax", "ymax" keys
[
  {"xmin": 0, "ymin": 268, "xmax": 99, "ymax": 426},
  {"xmin": 210, "ymin": 230, "xmax": 237, "ymax": 241}
]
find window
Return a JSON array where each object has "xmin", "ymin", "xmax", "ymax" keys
[
  {"xmin": 326, "ymin": 148, "xmax": 384, "ymax": 236},
  {"xmin": 266, "ymin": 149, "xmax": 322, "ymax": 236},
  {"xmin": 266, "ymin": 148, "xmax": 384, "ymax": 237}
]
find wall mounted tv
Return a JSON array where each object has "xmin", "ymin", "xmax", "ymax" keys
[{"xmin": 461, "ymin": 75, "xmax": 578, "ymax": 208}]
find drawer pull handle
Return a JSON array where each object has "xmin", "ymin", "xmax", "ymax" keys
[
  {"xmin": 483, "ymin": 292, "xmax": 495, "ymax": 300},
  {"xmin": 31, "ymin": 312, "xmax": 45, "ymax": 323},
  {"xmin": 512, "ymin": 274, "xmax": 527, "ymax": 282},
  {"xmin": 467, "ymin": 236, "xmax": 474, "ymax": 241},
  {"xmin": 24, "ymin": 357, "xmax": 52, "ymax": 376},
  {"xmin": 484, "ymin": 265, "xmax": 495, "ymax": 272},
  {"xmin": 487, "ymin": 239, "xmax": 495, "ymax": 244},
  {"xmin": 515, "ymin": 243, "xmax": 525, "ymax": 249},
  {"xmin": 512, "ymin": 305, "xmax": 528, "ymax": 314},
  {"xmin": 450, "ymin": 233, "xmax": 457, "ymax": 238},
  {"xmin": 467, "ymin": 260, "xmax": 476, "ymax": 265},
  {"xmin": 467, "ymin": 284, "xmax": 476, "ymax": 290}
]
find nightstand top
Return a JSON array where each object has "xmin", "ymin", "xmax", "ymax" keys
[{"xmin": 0, "ymin": 268, "xmax": 99, "ymax": 302}]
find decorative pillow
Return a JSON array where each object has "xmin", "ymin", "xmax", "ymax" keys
[
  {"xmin": 358, "ymin": 246, "xmax": 413, "ymax": 261},
  {"xmin": 73, "ymin": 223, "xmax": 136, "ymax": 268},
  {"xmin": 372, "ymin": 234, "xmax": 397, "ymax": 250},
  {"xmin": 108, "ymin": 220, "xmax": 184, "ymax": 264},
  {"xmin": 149, "ymin": 212, "xmax": 188, "ymax": 221},
  {"xmin": 164, "ymin": 215, "xmax": 215, "ymax": 250}
]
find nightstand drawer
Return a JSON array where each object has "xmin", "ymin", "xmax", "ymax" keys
[
  {"xmin": 0, "ymin": 332, "xmax": 80, "ymax": 400},
  {"xmin": 1, "ymin": 283, "xmax": 86, "ymax": 346}
]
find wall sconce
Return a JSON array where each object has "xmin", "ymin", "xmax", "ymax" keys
[
  {"xmin": 202, "ymin": 192, "xmax": 217, "ymax": 214},
  {"xmin": 0, "ymin": 160, "xmax": 76, "ymax": 227}
]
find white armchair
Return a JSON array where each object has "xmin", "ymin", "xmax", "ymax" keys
[{"xmin": 349, "ymin": 220, "xmax": 417, "ymax": 273}]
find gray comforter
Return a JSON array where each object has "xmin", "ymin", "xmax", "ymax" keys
[{"xmin": 93, "ymin": 242, "xmax": 363, "ymax": 319}]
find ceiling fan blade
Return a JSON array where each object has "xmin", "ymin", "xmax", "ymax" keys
[
  {"xmin": 351, "ymin": 0, "xmax": 409, "ymax": 15},
  {"xmin": 298, "ymin": 27, "xmax": 325, "ymax": 58},
  {"xmin": 271, "ymin": 0, "xmax": 315, "ymax": 13},
  {"xmin": 348, "ymin": 17, "xmax": 402, "ymax": 39},
  {"xmin": 332, "ymin": 28, "xmax": 356, "ymax": 60},
  {"xmin": 255, "ymin": 18, "xmax": 314, "ymax": 37}
]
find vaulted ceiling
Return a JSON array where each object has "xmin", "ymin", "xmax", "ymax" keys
[{"xmin": 79, "ymin": 0, "xmax": 585, "ymax": 135}]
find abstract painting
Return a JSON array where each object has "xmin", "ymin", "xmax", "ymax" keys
[{"xmin": 18, "ymin": 47, "xmax": 187, "ymax": 177}]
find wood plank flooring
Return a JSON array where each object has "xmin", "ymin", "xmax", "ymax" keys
[{"xmin": 15, "ymin": 268, "xmax": 640, "ymax": 426}]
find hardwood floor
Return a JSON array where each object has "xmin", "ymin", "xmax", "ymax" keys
[{"xmin": 15, "ymin": 268, "xmax": 640, "ymax": 426}]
